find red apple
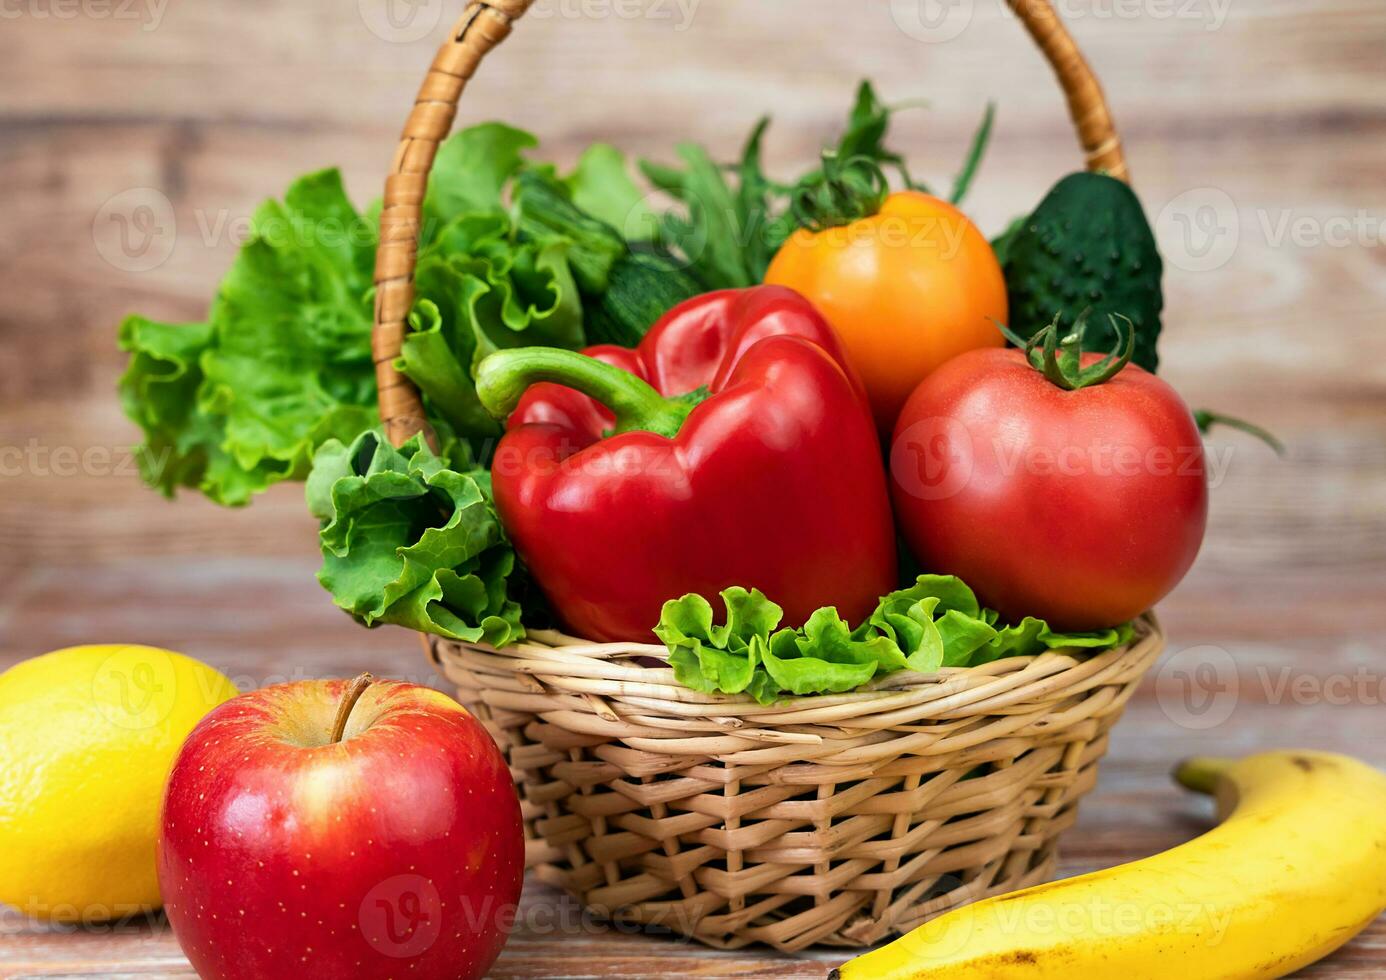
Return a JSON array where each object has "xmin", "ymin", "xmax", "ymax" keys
[{"xmin": 158, "ymin": 675, "xmax": 524, "ymax": 980}]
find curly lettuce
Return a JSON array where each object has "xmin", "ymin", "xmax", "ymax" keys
[
  {"xmin": 307, "ymin": 429, "xmax": 523, "ymax": 647},
  {"xmin": 657, "ymin": 576, "xmax": 1135, "ymax": 705},
  {"xmin": 398, "ymin": 213, "xmax": 582, "ymax": 438},
  {"xmin": 118, "ymin": 123, "xmax": 589, "ymax": 506},
  {"xmin": 118, "ymin": 170, "xmax": 379, "ymax": 505}
]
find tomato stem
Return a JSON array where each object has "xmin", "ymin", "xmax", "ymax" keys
[
  {"xmin": 997, "ymin": 310, "xmax": 1135, "ymax": 390},
  {"xmin": 790, "ymin": 152, "xmax": 889, "ymax": 233}
]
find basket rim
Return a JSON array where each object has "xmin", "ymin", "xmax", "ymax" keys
[{"xmin": 431, "ymin": 613, "xmax": 1163, "ymax": 720}]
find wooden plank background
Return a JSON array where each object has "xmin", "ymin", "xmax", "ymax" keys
[{"xmin": 2, "ymin": 1, "xmax": 1385, "ymax": 976}]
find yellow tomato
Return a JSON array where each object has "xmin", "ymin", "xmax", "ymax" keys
[{"xmin": 766, "ymin": 190, "xmax": 1008, "ymax": 432}]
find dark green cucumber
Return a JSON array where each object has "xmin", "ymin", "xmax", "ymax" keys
[
  {"xmin": 515, "ymin": 170, "xmax": 703, "ymax": 348},
  {"xmin": 583, "ymin": 250, "xmax": 703, "ymax": 348},
  {"xmin": 1002, "ymin": 172, "xmax": 1164, "ymax": 372}
]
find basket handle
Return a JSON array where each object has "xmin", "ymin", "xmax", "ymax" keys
[{"xmin": 371, "ymin": 0, "xmax": 1128, "ymax": 447}]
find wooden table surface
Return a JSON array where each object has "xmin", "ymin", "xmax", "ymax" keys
[{"xmin": 3, "ymin": 1, "xmax": 1385, "ymax": 977}]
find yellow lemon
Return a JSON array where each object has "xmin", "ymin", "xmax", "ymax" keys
[{"xmin": 0, "ymin": 645, "xmax": 239, "ymax": 923}]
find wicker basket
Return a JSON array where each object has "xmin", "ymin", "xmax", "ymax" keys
[{"xmin": 370, "ymin": 0, "xmax": 1161, "ymax": 952}]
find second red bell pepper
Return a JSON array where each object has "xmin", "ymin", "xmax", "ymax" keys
[{"xmin": 476, "ymin": 286, "xmax": 897, "ymax": 643}]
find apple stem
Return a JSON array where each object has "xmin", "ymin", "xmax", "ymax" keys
[{"xmin": 330, "ymin": 673, "xmax": 375, "ymax": 745}]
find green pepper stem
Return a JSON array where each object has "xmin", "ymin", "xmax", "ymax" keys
[{"xmin": 475, "ymin": 347, "xmax": 698, "ymax": 439}]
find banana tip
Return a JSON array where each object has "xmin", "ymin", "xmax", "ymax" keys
[{"xmin": 1173, "ymin": 756, "xmax": 1234, "ymax": 794}]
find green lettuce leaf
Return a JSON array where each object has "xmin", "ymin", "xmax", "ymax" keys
[
  {"xmin": 398, "ymin": 212, "xmax": 583, "ymax": 438},
  {"xmin": 655, "ymin": 575, "xmax": 1134, "ymax": 704},
  {"xmin": 865, "ymin": 575, "xmax": 985, "ymax": 669},
  {"xmin": 117, "ymin": 316, "xmax": 218, "ymax": 497},
  {"xmin": 118, "ymin": 168, "xmax": 380, "ymax": 505},
  {"xmin": 389, "ymin": 300, "xmax": 496, "ymax": 443},
  {"xmin": 655, "ymin": 589, "xmax": 780, "ymax": 703},
  {"xmin": 118, "ymin": 123, "xmax": 591, "ymax": 506},
  {"xmin": 199, "ymin": 170, "xmax": 380, "ymax": 490},
  {"xmin": 308, "ymin": 429, "xmax": 523, "ymax": 646},
  {"xmin": 763, "ymin": 608, "xmax": 907, "ymax": 698},
  {"xmin": 424, "ymin": 121, "xmax": 537, "ymax": 233},
  {"xmin": 563, "ymin": 144, "xmax": 657, "ymax": 240}
]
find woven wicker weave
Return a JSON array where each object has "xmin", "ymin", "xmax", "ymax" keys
[
  {"xmin": 372, "ymin": 0, "xmax": 1162, "ymax": 951},
  {"xmin": 428, "ymin": 622, "xmax": 1163, "ymax": 949}
]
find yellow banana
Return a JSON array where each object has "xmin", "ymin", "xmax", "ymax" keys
[{"xmin": 834, "ymin": 750, "xmax": 1386, "ymax": 980}]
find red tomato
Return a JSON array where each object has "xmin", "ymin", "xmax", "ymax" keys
[{"xmin": 890, "ymin": 347, "xmax": 1208, "ymax": 631}]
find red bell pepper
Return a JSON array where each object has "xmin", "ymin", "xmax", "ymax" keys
[{"xmin": 476, "ymin": 286, "xmax": 897, "ymax": 643}]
